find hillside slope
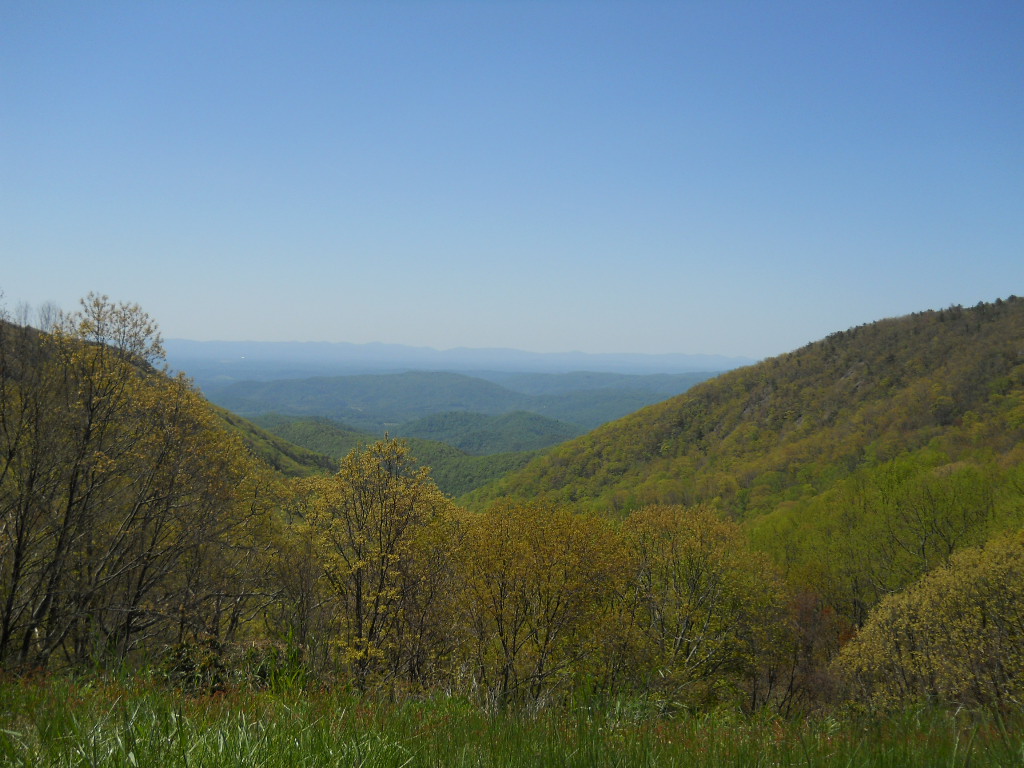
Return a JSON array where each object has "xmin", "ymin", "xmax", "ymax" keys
[
  {"xmin": 465, "ymin": 298, "xmax": 1024, "ymax": 516},
  {"xmin": 395, "ymin": 411, "xmax": 582, "ymax": 454},
  {"xmin": 212, "ymin": 406, "xmax": 335, "ymax": 477},
  {"xmin": 253, "ymin": 414, "xmax": 542, "ymax": 497}
]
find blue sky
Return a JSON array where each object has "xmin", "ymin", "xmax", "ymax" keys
[{"xmin": 2, "ymin": 1, "xmax": 1022, "ymax": 359}]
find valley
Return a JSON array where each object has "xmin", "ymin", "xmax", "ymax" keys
[{"xmin": 190, "ymin": 366, "xmax": 722, "ymax": 496}]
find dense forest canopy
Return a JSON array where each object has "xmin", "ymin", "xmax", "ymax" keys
[
  {"xmin": 467, "ymin": 297, "xmax": 1024, "ymax": 518},
  {"xmin": 2, "ymin": 293, "xmax": 1023, "ymax": 716},
  {"xmin": 251, "ymin": 413, "xmax": 543, "ymax": 498}
]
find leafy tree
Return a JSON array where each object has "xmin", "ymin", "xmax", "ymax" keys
[
  {"xmin": 836, "ymin": 529, "xmax": 1024, "ymax": 710},
  {"xmin": 0, "ymin": 295, "xmax": 275, "ymax": 669},
  {"xmin": 620, "ymin": 505, "xmax": 789, "ymax": 709},
  {"xmin": 754, "ymin": 456, "xmax": 999, "ymax": 630},
  {"xmin": 297, "ymin": 438, "xmax": 457, "ymax": 690},
  {"xmin": 456, "ymin": 501, "xmax": 627, "ymax": 706}
]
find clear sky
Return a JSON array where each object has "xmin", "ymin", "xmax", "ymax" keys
[{"xmin": 2, "ymin": 1, "xmax": 1022, "ymax": 359}]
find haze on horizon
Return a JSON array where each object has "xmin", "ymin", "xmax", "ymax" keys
[{"xmin": 2, "ymin": 1, "xmax": 1022, "ymax": 360}]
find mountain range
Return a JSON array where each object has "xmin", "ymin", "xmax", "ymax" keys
[
  {"xmin": 164, "ymin": 338, "xmax": 754, "ymax": 389},
  {"xmin": 202, "ymin": 370, "xmax": 719, "ymax": 435}
]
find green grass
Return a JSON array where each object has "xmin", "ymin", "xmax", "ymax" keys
[{"xmin": 2, "ymin": 678, "xmax": 1023, "ymax": 767}]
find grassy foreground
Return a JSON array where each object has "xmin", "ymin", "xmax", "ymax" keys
[{"xmin": 1, "ymin": 678, "xmax": 1022, "ymax": 767}]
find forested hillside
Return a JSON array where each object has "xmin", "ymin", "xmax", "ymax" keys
[
  {"xmin": 202, "ymin": 367, "xmax": 718, "ymax": 485},
  {"xmin": 468, "ymin": 298, "xmax": 1024, "ymax": 517},
  {"xmin": 396, "ymin": 411, "xmax": 581, "ymax": 453},
  {"xmin": 253, "ymin": 413, "xmax": 540, "ymax": 496},
  {"xmin": 3, "ymin": 294, "xmax": 1024, "ymax": 721},
  {"xmin": 462, "ymin": 297, "xmax": 1024, "ymax": 703},
  {"xmin": 213, "ymin": 406, "xmax": 334, "ymax": 476}
]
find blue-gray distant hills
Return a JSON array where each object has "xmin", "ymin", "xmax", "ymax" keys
[
  {"xmin": 164, "ymin": 339, "xmax": 754, "ymax": 387},
  {"xmin": 204, "ymin": 370, "xmax": 719, "ymax": 435},
  {"xmin": 166, "ymin": 339, "xmax": 752, "ymax": 454}
]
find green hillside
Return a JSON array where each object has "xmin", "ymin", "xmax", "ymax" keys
[
  {"xmin": 6, "ymin": 294, "xmax": 1024, "ymax": 720},
  {"xmin": 254, "ymin": 409, "xmax": 578, "ymax": 457},
  {"xmin": 211, "ymin": 406, "xmax": 335, "ymax": 477},
  {"xmin": 405, "ymin": 441, "xmax": 541, "ymax": 498},
  {"xmin": 525, "ymin": 387, "xmax": 689, "ymax": 430},
  {"xmin": 466, "ymin": 298, "xmax": 1024, "ymax": 517},
  {"xmin": 253, "ymin": 413, "xmax": 542, "ymax": 497},
  {"xmin": 252, "ymin": 413, "xmax": 373, "ymax": 459},
  {"xmin": 464, "ymin": 297, "xmax": 1024, "ymax": 657},
  {"xmin": 395, "ymin": 410, "xmax": 582, "ymax": 454}
]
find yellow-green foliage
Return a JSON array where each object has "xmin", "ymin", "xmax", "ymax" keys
[
  {"xmin": 750, "ymin": 453, "xmax": 1011, "ymax": 628},
  {"xmin": 835, "ymin": 529, "xmax": 1024, "ymax": 710},
  {"xmin": 467, "ymin": 297, "xmax": 1024, "ymax": 517},
  {"xmin": 0, "ymin": 295, "xmax": 279, "ymax": 670},
  {"xmin": 621, "ymin": 505, "xmax": 789, "ymax": 707},
  {"xmin": 451, "ymin": 502, "xmax": 789, "ymax": 709},
  {"xmin": 292, "ymin": 438, "xmax": 458, "ymax": 690},
  {"xmin": 456, "ymin": 501, "xmax": 628, "ymax": 705},
  {"xmin": 8, "ymin": 293, "xmax": 1024, "ymax": 717}
]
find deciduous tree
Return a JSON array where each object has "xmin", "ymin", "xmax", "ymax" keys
[
  {"xmin": 299, "ymin": 438, "xmax": 457, "ymax": 690},
  {"xmin": 836, "ymin": 529, "xmax": 1024, "ymax": 710},
  {"xmin": 621, "ymin": 504, "xmax": 788, "ymax": 708},
  {"xmin": 457, "ymin": 501, "xmax": 627, "ymax": 706}
]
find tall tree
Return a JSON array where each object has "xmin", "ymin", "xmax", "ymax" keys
[
  {"xmin": 298, "ymin": 438, "xmax": 457, "ymax": 690},
  {"xmin": 457, "ymin": 501, "xmax": 627, "ymax": 705},
  {"xmin": 0, "ymin": 295, "xmax": 275, "ymax": 669},
  {"xmin": 622, "ymin": 505, "xmax": 788, "ymax": 708}
]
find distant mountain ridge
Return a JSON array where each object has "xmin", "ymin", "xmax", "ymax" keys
[
  {"xmin": 204, "ymin": 370, "xmax": 715, "ymax": 434},
  {"xmin": 165, "ymin": 338, "xmax": 753, "ymax": 388}
]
